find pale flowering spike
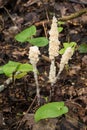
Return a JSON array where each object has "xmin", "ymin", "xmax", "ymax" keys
[
  {"xmin": 28, "ymin": 46, "xmax": 40, "ymax": 65},
  {"xmin": 49, "ymin": 60, "xmax": 56, "ymax": 86},
  {"xmin": 49, "ymin": 16, "xmax": 60, "ymax": 60},
  {"xmin": 28, "ymin": 46, "xmax": 40, "ymax": 105},
  {"xmin": 58, "ymin": 47, "xmax": 74, "ymax": 77}
]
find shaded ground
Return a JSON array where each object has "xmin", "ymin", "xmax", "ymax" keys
[{"xmin": 0, "ymin": 0, "xmax": 87, "ymax": 130}]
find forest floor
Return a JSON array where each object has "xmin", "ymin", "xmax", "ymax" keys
[{"xmin": 0, "ymin": 0, "xmax": 87, "ymax": 130}]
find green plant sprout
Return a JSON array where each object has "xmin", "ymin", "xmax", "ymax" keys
[
  {"xmin": 34, "ymin": 102, "xmax": 68, "ymax": 122},
  {"xmin": 0, "ymin": 60, "xmax": 33, "ymax": 78},
  {"xmin": 0, "ymin": 61, "xmax": 33, "ymax": 92},
  {"xmin": 15, "ymin": 25, "xmax": 48, "ymax": 47},
  {"xmin": 58, "ymin": 21, "xmax": 65, "ymax": 33},
  {"xmin": 59, "ymin": 42, "xmax": 77, "ymax": 54}
]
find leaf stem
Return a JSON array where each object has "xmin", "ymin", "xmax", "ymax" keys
[{"xmin": 33, "ymin": 64, "xmax": 40, "ymax": 105}]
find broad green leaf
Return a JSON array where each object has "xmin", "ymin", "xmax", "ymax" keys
[
  {"xmin": 27, "ymin": 37, "xmax": 48, "ymax": 47},
  {"xmin": 58, "ymin": 27, "xmax": 63, "ymax": 33},
  {"xmin": 34, "ymin": 102, "xmax": 68, "ymax": 122},
  {"xmin": 78, "ymin": 43, "xmax": 87, "ymax": 53},
  {"xmin": 14, "ymin": 72, "xmax": 27, "ymax": 79},
  {"xmin": 15, "ymin": 25, "xmax": 36, "ymax": 42},
  {"xmin": 3, "ymin": 61, "xmax": 21, "ymax": 77},
  {"xmin": 18, "ymin": 63, "xmax": 33, "ymax": 72},
  {"xmin": 0, "ymin": 66, "xmax": 4, "ymax": 74}
]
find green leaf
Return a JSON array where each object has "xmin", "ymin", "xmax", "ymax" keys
[
  {"xmin": 58, "ymin": 21, "xmax": 65, "ymax": 25},
  {"xmin": 69, "ymin": 42, "xmax": 77, "ymax": 47},
  {"xmin": 63, "ymin": 42, "xmax": 76, "ymax": 48},
  {"xmin": 59, "ymin": 48, "xmax": 65, "ymax": 54},
  {"xmin": 15, "ymin": 25, "xmax": 36, "ymax": 42},
  {"xmin": 14, "ymin": 72, "xmax": 27, "ymax": 79},
  {"xmin": 63, "ymin": 43, "xmax": 70, "ymax": 48},
  {"xmin": 3, "ymin": 61, "xmax": 21, "ymax": 77},
  {"xmin": 58, "ymin": 27, "xmax": 63, "ymax": 33},
  {"xmin": 59, "ymin": 42, "xmax": 77, "ymax": 54},
  {"xmin": 34, "ymin": 102, "xmax": 68, "ymax": 122},
  {"xmin": 78, "ymin": 43, "xmax": 87, "ymax": 53},
  {"xmin": 27, "ymin": 37, "xmax": 48, "ymax": 47},
  {"xmin": 0, "ymin": 66, "xmax": 4, "ymax": 74},
  {"xmin": 18, "ymin": 63, "xmax": 33, "ymax": 72}
]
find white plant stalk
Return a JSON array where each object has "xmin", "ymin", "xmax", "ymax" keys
[
  {"xmin": 49, "ymin": 16, "xmax": 60, "ymax": 60},
  {"xmin": 32, "ymin": 64, "xmax": 40, "ymax": 100},
  {"xmin": 49, "ymin": 60, "xmax": 56, "ymax": 99},
  {"xmin": 48, "ymin": 16, "xmax": 60, "ymax": 98},
  {"xmin": 57, "ymin": 47, "xmax": 74, "ymax": 79},
  {"xmin": 48, "ymin": 16, "xmax": 60, "ymax": 85},
  {"xmin": 28, "ymin": 46, "xmax": 40, "ymax": 104},
  {"xmin": 49, "ymin": 60, "xmax": 56, "ymax": 86}
]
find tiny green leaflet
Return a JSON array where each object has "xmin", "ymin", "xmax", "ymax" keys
[{"xmin": 59, "ymin": 42, "xmax": 77, "ymax": 54}]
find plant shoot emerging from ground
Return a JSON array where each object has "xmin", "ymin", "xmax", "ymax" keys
[
  {"xmin": 48, "ymin": 16, "xmax": 60, "ymax": 97},
  {"xmin": 28, "ymin": 46, "xmax": 41, "ymax": 105}
]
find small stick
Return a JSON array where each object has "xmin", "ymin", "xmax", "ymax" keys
[
  {"xmin": 17, "ymin": 96, "xmax": 37, "ymax": 130},
  {"xmin": 35, "ymin": 8, "xmax": 87, "ymax": 26},
  {"xmin": 3, "ymin": 7, "xmax": 16, "ymax": 26},
  {"xmin": 42, "ymin": 55, "xmax": 51, "ymax": 62}
]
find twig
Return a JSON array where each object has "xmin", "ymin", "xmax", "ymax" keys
[
  {"xmin": 58, "ymin": 8, "xmax": 87, "ymax": 21},
  {"xmin": 35, "ymin": 8, "xmax": 87, "ymax": 26},
  {"xmin": 17, "ymin": 96, "xmax": 37, "ymax": 130},
  {"xmin": 3, "ymin": 7, "xmax": 16, "ymax": 26},
  {"xmin": 42, "ymin": 54, "xmax": 51, "ymax": 62},
  {"xmin": 42, "ymin": 22, "xmax": 48, "ymax": 38},
  {"xmin": 69, "ymin": 0, "xmax": 87, "ymax": 5}
]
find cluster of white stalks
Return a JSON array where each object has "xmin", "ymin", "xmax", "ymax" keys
[
  {"xmin": 28, "ymin": 16, "xmax": 74, "ymax": 103},
  {"xmin": 0, "ymin": 16, "xmax": 74, "ymax": 104},
  {"xmin": 48, "ymin": 16, "xmax": 74, "ymax": 86},
  {"xmin": 48, "ymin": 16, "xmax": 60, "ymax": 86}
]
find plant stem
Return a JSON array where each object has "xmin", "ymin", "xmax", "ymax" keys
[
  {"xmin": 0, "ymin": 78, "xmax": 12, "ymax": 92},
  {"xmin": 33, "ymin": 64, "xmax": 40, "ymax": 105}
]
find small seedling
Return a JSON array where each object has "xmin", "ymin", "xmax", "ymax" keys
[
  {"xmin": 0, "ymin": 60, "xmax": 33, "ymax": 79},
  {"xmin": 58, "ymin": 21, "xmax": 65, "ymax": 33},
  {"xmin": 15, "ymin": 25, "xmax": 48, "ymax": 47},
  {"xmin": 34, "ymin": 101, "xmax": 68, "ymax": 122},
  {"xmin": 59, "ymin": 42, "xmax": 77, "ymax": 54}
]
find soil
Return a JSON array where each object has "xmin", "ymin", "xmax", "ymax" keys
[{"xmin": 0, "ymin": 0, "xmax": 87, "ymax": 130}]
